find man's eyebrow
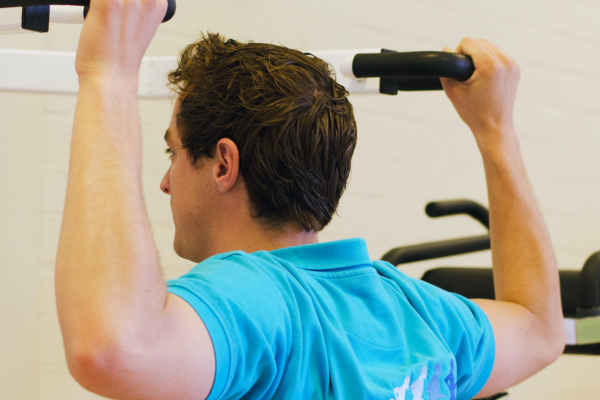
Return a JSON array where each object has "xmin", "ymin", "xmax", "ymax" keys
[{"xmin": 164, "ymin": 129, "xmax": 171, "ymax": 143}]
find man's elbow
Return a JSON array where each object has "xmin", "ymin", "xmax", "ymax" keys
[
  {"xmin": 66, "ymin": 339, "xmax": 128, "ymax": 395},
  {"xmin": 550, "ymin": 329, "xmax": 566, "ymax": 363},
  {"xmin": 539, "ymin": 319, "xmax": 566, "ymax": 367}
]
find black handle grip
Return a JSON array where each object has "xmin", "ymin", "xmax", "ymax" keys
[
  {"xmin": 578, "ymin": 251, "xmax": 600, "ymax": 315},
  {"xmin": 1, "ymin": 0, "xmax": 176, "ymax": 22},
  {"xmin": 353, "ymin": 51, "xmax": 474, "ymax": 81},
  {"xmin": 425, "ymin": 199, "xmax": 489, "ymax": 230},
  {"xmin": 381, "ymin": 235, "xmax": 491, "ymax": 266},
  {"xmin": 396, "ymin": 77, "xmax": 444, "ymax": 91}
]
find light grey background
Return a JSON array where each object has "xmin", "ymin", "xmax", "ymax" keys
[{"xmin": 1, "ymin": 0, "xmax": 599, "ymax": 398}]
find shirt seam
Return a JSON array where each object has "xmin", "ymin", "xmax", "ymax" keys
[{"xmin": 303, "ymin": 268, "xmax": 376, "ymax": 280}]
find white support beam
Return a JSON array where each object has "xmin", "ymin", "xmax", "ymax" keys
[
  {"xmin": 309, "ymin": 49, "xmax": 380, "ymax": 95},
  {"xmin": 1, "ymin": 6, "xmax": 86, "ymax": 35},
  {"xmin": 0, "ymin": 49, "xmax": 177, "ymax": 98},
  {"xmin": 0, "ymin": 7, "xmax": 28, "ymax": 35},
  {"xmin": 0, "ymin": 48, "xmax": 383, "ymax": 98}
]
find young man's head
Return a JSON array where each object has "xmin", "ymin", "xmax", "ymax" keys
[{"xmin": 160, "ymin": 33, "xmax": 357, "ymax": 262}]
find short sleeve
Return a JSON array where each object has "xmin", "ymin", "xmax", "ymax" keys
[
  {"xmin": 433, "ymin": 290, "xmax": 496, "ymax": 400},
  {"xmin": 166, "ymin": 253, "xmax": 292, "ymax": 400},
  {"xmin": 373, "ymin": 261, "xmax": 496, "ymax": 400}
]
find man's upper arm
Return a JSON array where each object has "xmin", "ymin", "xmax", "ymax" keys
[
  {"xmin": 94, "ymin": 293, "xmax": 216, "ymax": 400},
  {"xmin": 471, "ymin": 298, "xmax": 562, "ymax": 398}
]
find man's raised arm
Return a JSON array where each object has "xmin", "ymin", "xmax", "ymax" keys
[
  {"xmin": 55, "ymin": 1, "xmax": 214, "ymax": 399},
  {"xmin": 441, "ymin": 38, "xmax": 565, "ymax": 398}
]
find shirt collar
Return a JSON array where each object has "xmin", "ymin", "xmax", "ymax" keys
[{"xmin": 267, "ymin": 238, "xmax": 372, "ymax": 271}]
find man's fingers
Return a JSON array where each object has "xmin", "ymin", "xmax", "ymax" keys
[
  {"xmin": 480, "ymin": 39, "xmax": 508, "ymax": 58},
  {"xmin": 455, "ymin": 37, "xmax": 489, "ymax": 57},
  {"xmin": 480, "ymin": 39, "xmax": 518, "ymax": 70}
]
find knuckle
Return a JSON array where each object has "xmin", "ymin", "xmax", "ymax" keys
[
  {"xmin": 504, "ymin": 58, "xmax": 519, "ymax": 74},
  {"xmin": 461, "ymin": 36, "xmax": 476, "ymax": 47},
  {"xmin": 103, "ymin": 0, "xmax": 124, "ymax": 9},
  {"xmin": 498, "ymin": 55, "xmax": 511, "ymax": 67},
  {"xmin": 479, "ymin": 59, "xmax": 499, "ymax": 74}
]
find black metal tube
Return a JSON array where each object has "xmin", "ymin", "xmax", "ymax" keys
[
  {"xmin": 381, "ymin": 234, "xmax": 491, "ymax": 266},
  {"xmin": 1, "ymin": 0, "xmax": 176, "ymax": 22},
  {"xmin": 397, "ymin": 77, "xmax": 443, "ymax": 91},
  {"xmin": 578, "ymin": 251, "xmax": 600, "ymax": 314},
  {"xmin": 425, "ymin": 199, "xmax": 490, "ymax": 230},
  {"xmin": 422, "ymin": 267, "xmax": 582, "ymax": 318},
  {"xmin": 353, "ymin": 51, "xmax": 474, "ymax": 81},
  {"xmin": 2, "ymin": 0, "xmax": 88, "ymax": 6},
  {"xmin": 421, "ymin": 267, "xmax": 495, "ymax": 300}
]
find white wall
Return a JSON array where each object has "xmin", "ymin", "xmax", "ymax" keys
[{"xmin": 0, "ymin": 0, "xmax": 599, "ymax": 399}]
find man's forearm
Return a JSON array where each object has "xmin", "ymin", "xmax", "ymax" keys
[
  {"xmin": 480, "ymin": 129, "xmax": 563, "ymax": 339},
  {"xmin": 56, "ymin": 77, "xmax": 166, "ymax": 364}
]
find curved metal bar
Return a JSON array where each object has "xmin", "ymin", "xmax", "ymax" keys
[
  {"xmin": 577, "ymin": 251, "xmax": 600, "ymax": 315},
  {"xmin": 381, "ymin": 235, "xmax": 490, "ymax": 266},
  {"xmin": 396, "ymin": 77, "xmax": 443, "ymax": 91},
  {"xmin": 425, "ymin": 199, "xmax": 490, "ymax": 230},
  {"xmin": 352, "ymin": 51, "xmax": 474, "ymax": 81},
  {"xmin": 0, "ymin": 0, "xmax": 176, "ymax": 22}
]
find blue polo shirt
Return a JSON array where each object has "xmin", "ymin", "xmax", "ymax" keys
[{"xmin": 166, "ymin": 238, "xmax": 495, "ymax": 400}]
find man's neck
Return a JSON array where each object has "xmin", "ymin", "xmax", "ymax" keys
[{"xmin": 188, "ymin": 222, "xmax": 319, "ymax": 263}]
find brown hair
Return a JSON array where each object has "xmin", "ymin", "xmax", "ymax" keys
[{"xmin": 168, "ymin": 33, "xmax": 357, "ymax": 232}]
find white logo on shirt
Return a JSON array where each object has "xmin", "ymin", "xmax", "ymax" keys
[
  {"xmin": 391, "ymin": 376, "xmax": 410, "ymax": 400},
  {"xmin": 410, "ymin": 365, "xmax": 428, "ymax": 400},
  {"xmin": 392, "ymin": 363, "xmax": 452, "ymax": 400}
]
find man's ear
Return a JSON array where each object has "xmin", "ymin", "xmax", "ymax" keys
[{"xmin": 212, "ymin": 138, "xmax": 240, "ymax": 194}]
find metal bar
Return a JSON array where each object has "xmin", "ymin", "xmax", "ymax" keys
[
  {"xmin": 0, "ymin": 49, "xmax": 178, "ymax": 98},
  {"xmin": 0, "ymin": 7, "xmax": 28, "ymax": 35},
  {"xmin": 381, "ymin": 234, "xmax": 491, "ymax": 266},
  {"xmin": 0, "ymin": 48, "xmax": 388, "ymax": 97},
  {"xmin": 425, "ymin": 199, "xmax": 490, "ymax": 230}
]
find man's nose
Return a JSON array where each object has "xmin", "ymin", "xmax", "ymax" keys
[{"xmin": 160, "ymin": 167, "xmax": 171, "ymax": 194}]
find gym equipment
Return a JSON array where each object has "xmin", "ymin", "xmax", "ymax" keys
[
  {"xmin": 310, "ymin": 49, "xmax": 474, "ymax": 94},
  {"xmin": 0, "ymin": 0, "xmax": 176, "ymax": 34},
  {"xmin": 383, "ymin": 199, "xmax": 600, "ymax": 400},
  {"xmin": 0, "ymin": 48, "xmax": 176, "ymax": 97},
  {"xmin": 0, "ymin": 47, "xmax": 474, "ymax": 97},
  {"xmin": 383, "ymin": 199, "xmax": 600, "ymax": 350},
  {"xmin": 0, "ymin": 2, "xmax": 474, "ymax": 97},
  {"xmin": 317, "ymin": 49, "xmax": 474, "ymax": 93},
  {"xmin": 0, "ymin": 5, "xmax": 474, "ymax": 96}
]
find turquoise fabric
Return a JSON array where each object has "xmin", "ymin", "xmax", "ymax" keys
[{"xmin": 166, "ymin": 238, "xmax": 495, "ymax": 400}]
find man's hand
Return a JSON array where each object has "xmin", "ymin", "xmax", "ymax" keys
[
  {"xmin": 440, "ymin": 38, "xmax": 564, "ymax": 398},
  {"xmin": 441, "ymin": 37, "xmax": 520, "ymax": 150},
  {"xmin": 75, "ymin": 0, "xmax": 168, "ymax": 81}
]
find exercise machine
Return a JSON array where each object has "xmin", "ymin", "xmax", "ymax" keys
[
  {"xmin": 0, "ymin": 2, "xmax": 474, "ymax": 97},
  {"xmin": 0, "ymin": 47, "xmax": 474, "ymax": 98},
  {"xmin": 383, "ymin": 199, "xmax": 600, "ymax": 399},
  {"xmin": 0, "ymin": 47, "xmax": 474, "ymax": 97},
  {"xmin": 383, "ymin": 199, "xmax": 600, "ymax": 350},
  {"xmin": 0, "ymin": 0, "xmax": 176, "ymax": 35}
]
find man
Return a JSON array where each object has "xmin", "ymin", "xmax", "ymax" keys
[{"xmin": 55, "ymin": 0, "xmax": 565, "ymax": 399}]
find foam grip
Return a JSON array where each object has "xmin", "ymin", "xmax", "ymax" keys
[
  {"xmin": 163, "ymin": 0, "xmax": 175, "ymax": 22},
  {"xmin": 2, "ymin": 0, "xmax": 176, "ymax": 23},
  {"xmin": 353, "ymin": 51, "xmax": 475, "ymax": 81}
]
